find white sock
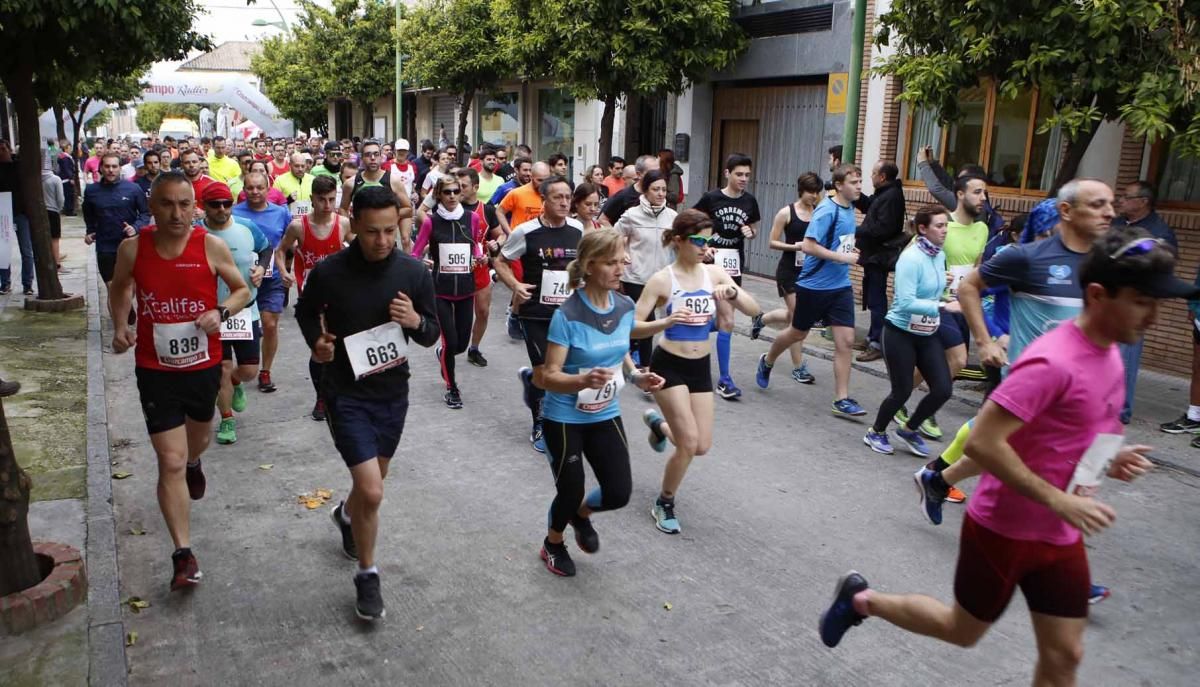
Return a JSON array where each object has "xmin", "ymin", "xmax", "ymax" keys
[
  {"xmin": 1188, "ymin": 405, "xmax": 1200, "ymax": 422},
  {"xmin": 356, "ymin": 565, "xmax": 378, "ymax": 578}
]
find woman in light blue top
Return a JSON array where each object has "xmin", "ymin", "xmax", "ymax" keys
[{"xmin": 865, "ymin": 206, "xmax": 953, "ymax": 458}]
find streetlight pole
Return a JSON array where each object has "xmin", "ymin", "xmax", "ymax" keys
[
  {"xmin": 395, "ymin": 1, "xmax": 402, "ymax": 143},
  {"xmin": 267, "ymin": 0, "xmax": 290, "ymax": 30}
]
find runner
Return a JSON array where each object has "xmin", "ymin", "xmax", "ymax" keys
[
  {"xmin": 295, "ymin": 184, "xmax": 440, "ymax": 621},
  {"xmin": 310, "ymin": 141, "xmax": 343, "ymax": 179},
  {"xmin": 453, "ymin": 167, "xmax": 501, "ymax": 368},
  {"xmin": 82, "ymin": 152, "xmax": 150, "ymax": 290},
  {"xmin": 749, "ymin": 172, "xmax": 824, "ymax": 383},
  {"xmin": 206, "ymin": 136, "xmax": 241, "ymax": 184},
  {"xmin": 178, "ymin": 149, "xmax": 216, "ymax": 218},
  {"xmin": 493, "ymin": 176, "xmax": 584, "ymax": 453},
  {"xmin": 198, "ymin": 183, "xmax": 269, "ymax": 445},
  {"xmin": 755, "ymin": 164, "xmax": 867, "ymax": 420},
  {"xmin": 411, "ymin": 175, "xmax": 486, "ymax": 409},
  {"xmin": 388, "ymin": 139, "xmax": 417, "ymax": 199},
  {"xmin": 269, "ymin": 142, "xmax": 289, "ymax": 178},
  {"xmin": 571, "ymin": 182, "xmax": 602, "ymax": 231},
  {"xmin": 340, "ymin": 140, "xmax": 415, "ymax": 252},
  {"xmin": 272, "ymin": 153, "xmax": 315, "ymax": 215},
  {"xmin": 488, "ymin": 157, "xmax": 532, "ymax": 206},
  {"xmin": 693, "ymin": 153, "xmax": 761, "ymax": 400},
  {"xmin": 107, "ymin": 171, "xmax": 251, "ymax": 591},
  {"xmin": 496, "ymin": 161, "xmax": 551, "ymax": 235},
  {"xmin": 602, "ymin": 156, "xmax": 626, "ymax": 198},
  {"xmin": 862, "ymin": 206, "xmax": 952, "ymax": 458},
  {"xmin": 613, "ymin": 169, "xmax": 677, "ymax": 368},
  {"xmin": 600, "ymin": 155, "xmax": 656, "ymax": 229},
  {"xmin": 418, "ymin": 147, "xmax": 453, "ymax": 201},
  {"xmin": 818, "ymin": 228, "xmax": 1193, "ymax": 687},
  {"xmin": 536, "ymin": 229, "xmax": 673, "ymax": 576},
  {"xmin": 233, "ymin": 171, "xmax": 293, "ymax": 393},
  {"xmin": 635, "ymin": 209, "xmax": 760, "ymax": 534},
  {"xmin": 275, "ymin": 175, "xmax": 351, "ymax": 420},
  {"xmin": 475, "ymin": 144, "xmax": 503, "ymax": 202}
]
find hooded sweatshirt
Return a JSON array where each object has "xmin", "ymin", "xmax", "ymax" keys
[{"xmin": 614, "ymin": 195, "xmax": 677, "ymax": 285}]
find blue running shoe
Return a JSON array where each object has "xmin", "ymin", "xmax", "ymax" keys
[
  {"xmin": 819, "ymin": 571, "xmax": 869, "ymax": 648},
  {"xmin": 863, "ymin": 430, "xmax": 893, "ymax": 455},
  {"xmin": 912, "ymin": 468, "xmax": 946, "ymax": 526},
  {"xmin": 791, "ymin": 364, "xmax": 815, "ymax": 384},
  {"xmin": 755, "ymin": 354, "xmax": 772, "ymax": 388},
  {"xmin": 895, "ymin": 427, "xmax": 930, "ymax": 458},
  {"xmin": 750, "ymin": 313, "xmax": 766, "ymax": 340},
  {"xmin": 518, "ymin": 366, "xmax": 536, "ymax": 411},
  {"xmin": 506, "ymin": 309, "xmax": 523, "ymax": 340},
  {"xmin": 832, "ymin": 398, "xmax": 867, "ymax": 418},
  {"xmin": 716, "ymin": 376, "xmax": 742, "ymax": 400},
  {"xmin": 642, "ymin": 409, "xmax": 668, "ymax": 453},
  {"xmin": 531, "ymin": 421, "xmax": 546, "ymax": 454},
  {"xmin": 651, "ymin": 499, "xmax": 681, "ymax": 534},
  {"xmin": 1089, "ymin": 584, "xmax": 1111, "ymax": 605}
]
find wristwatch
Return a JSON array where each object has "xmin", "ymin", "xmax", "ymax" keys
[{"xmin": 217, "ymin": 306, "xmax": 230, "ymax": 322}]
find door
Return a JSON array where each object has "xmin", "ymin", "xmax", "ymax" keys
[{"xmin": 713, "ymin": 119, "xmax": 760, "ymax": 189}]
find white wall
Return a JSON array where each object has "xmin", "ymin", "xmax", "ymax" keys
[
  {"xmin": 674, "ymin": 88, "xmax": 695, "ymax": 192},
  {"xmin": 859, "ymin": 0, "xmax": 895, "ymax": 195},
  {"xmin": 1076, "ymin": 120, "xmax": 1124, "ymax": 188}
]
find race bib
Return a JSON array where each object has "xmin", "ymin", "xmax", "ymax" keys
[
  {"xmin": 1065, "ymin": 433, "xmax": 1123, "ymax": 498},
  {"xmin": 908, "ymin": 312, "xmax": 940, "ymax": 334},
  {"xmin": 947, "ymin": 265, "xmax": 973, "ymax": 297},
  {"xmin": 837, "ymin": 233, "xmax": 856, "ymax": 255},
  {"xmin": 343, "ymin": 321, "xmax": 409, "ymax": 380},
  {"xmin": 714, "ymin": 249, "xmax": 741, "ymax": 277},
  {"xmin": 671, "ymin": 293, "xmax": 715, "ymax": 326},
  {"xmin": 438, "ymin": 243, "xmax": 471, "ymax": 274},
  {"xmin": 795, "ymin": 249, "xmax": 806, "ymax": 268},
  {"xmin": 289, "ymin": 200, "xmax": 311, "ymax": 219},
  {"xmin": 219, "ymin": 309, "xmax": 254, "ymax": 341},
  {"xmin": 540, "ymin": 270, "xmax": 572, "ymax": 306},
  {"xmin": 153, "ymin": 321, "xmax": 210, "ymax": 368},
  {"xmin": 264, "ymin": 249, "xmax": 276, "ymax": 278},
  {"xmin": 575, "ymin": 366, "xmax": 625, "ymax": 413}
]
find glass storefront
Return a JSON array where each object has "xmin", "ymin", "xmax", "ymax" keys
[
  {"xmin": 475, "ymin": 92, "xmax": 520, "ymax": 151},
  {"xmin": 538, "ymin": 88, "xmax": 575, "ymax": 175}
]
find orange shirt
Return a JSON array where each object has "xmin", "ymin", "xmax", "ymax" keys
[
  {"xmin": 499, "ymin": 183, "xmax": 543, "ymax": 228},
  {"xmin": 602, "ymin": 176, "xmax": 627, "ymax": 198}
]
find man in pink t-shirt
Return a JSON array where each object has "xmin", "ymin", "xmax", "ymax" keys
[{"xmin": 819, "ymin": 227, "xmax": 1197, "ymax": 684}]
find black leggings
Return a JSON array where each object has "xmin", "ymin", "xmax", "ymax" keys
[
  {"xmin": 436, "ymin": 296, "xmax": 475, "ymax": 389},
  {"xmin": 621, "ymin": 281, "xmax": 654, "ymax": 367},
  {"xmin": 543, "ymin": 417, "xmax": 632, "ymax": 533},
  {"xmin": 873, "ymin": 322, "xmax": 952, "ymax": 433},
  {"xmin": 309, "ymin": 358, "xmax": 325, "ymax": 395}
]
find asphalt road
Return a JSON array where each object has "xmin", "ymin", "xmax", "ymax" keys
[{"xmin": 102, "ymin": 282, "xmax": 1200, "ymax": 686}]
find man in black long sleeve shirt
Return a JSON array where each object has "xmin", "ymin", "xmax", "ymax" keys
[
  {"xmin": 294, "ymin": 185, "xmax": 438, "ymax": 622},
  {"xmin": 854, "ymin": 161, "xmax": 906, "ymax": 360}
]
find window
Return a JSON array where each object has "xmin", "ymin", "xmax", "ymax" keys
[
  {"xmin": 475, "ymin": 92, "xmax": 519, "ymax": 150},
  {"xmin": 537, "ymin": 88, "xmax": 575, "ymax": 175},
  {"xmin": 900, "ymin": 82, "xmax": 1063, "ymax": 194},
  {"xmin": 1150, "ymin": 140, "xmax": 1200, "ymax": 206}
]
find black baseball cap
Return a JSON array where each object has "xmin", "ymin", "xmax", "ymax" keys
[{"xmin": 324, "ymin": 141, "xmax": 342, "ymax": 153}]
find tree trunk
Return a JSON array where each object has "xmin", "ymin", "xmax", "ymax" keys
[
  {"xmin": 7, "ymin": 69, "xmax": 65, "ymax": 300},
  {"xmin": 52, "ymin": 105, "xmax": 67, "ymax": 142},
  {"xmin": 456, "ymin": 87, "xmax": 475, "ymax": 166},
  {"xmin": 598, "ymin": 92, "xmax": 618, "ymax": 165},
  {"xmin": 0, "ymin": 399, "xmax": 40, "ymax": 597},
  {"xmin": 1046, "ymin": 120, "xmax": 1100, "ymax": 199},
  {"xmin": 69, "ymin": 98, "xmax": 92, "ymax": 150}
]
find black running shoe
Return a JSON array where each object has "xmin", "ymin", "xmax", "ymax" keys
[
  {"xmin": 467, "ymin": 348, "xmax": 488, "ymax": 367},
  {"xmin": 819, "ymin": 571, "xmax": 869, "ymax": 648},
  {"xmin": 330, "ymin": 502, "xmax": 357, "ymax": 560},
  {"xmin": 540, "ymin": 539, "xmax": 576, "ymax": 577},
  {"xmin": 185, "ymin": 461, "xmax": 206, "ymax": 500},
  {"xmin": 571, "ymin": 516, "xmax": 600, "ymax": 554},
  {"xmin": 170, "ymin": 548, "xmax": 203, "ymax": 591},
  {"xmin": 354, "ymin": 572, "xmax": 385, "ymax": 621},
  {"xmin": 311, "ymin": 398, "xmax": 326, "ymax": 422},
  {"xmin": 445, "ymin": 388, "xmax": 463, "ymax": 409}
]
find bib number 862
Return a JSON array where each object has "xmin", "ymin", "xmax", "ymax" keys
[
  {"xmin": 169, "ymin": 336, "xmax": 201, "ymax": 356},
  {"xmin": 364, "ymin": 342, "xmax": 401, "ymax": 366}
]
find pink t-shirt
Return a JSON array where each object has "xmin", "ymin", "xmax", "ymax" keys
[
  {"xmin": 84, "ymin": 156, "xmax": 101, "ymax": 183},
  {"xmin": 967, "ymin": 320, "xmax": 1124, "ymax": 545}
]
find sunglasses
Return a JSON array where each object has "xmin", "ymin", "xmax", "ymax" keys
[
  {"xmin": 685, "ymin": 234, "xmax": 713, "ymax": 247},
  {"xmin": 205, "ymin": 200, "xmax": 233, "ymax": 209},
  {"xmin": 1108, "ymin": 237, "xmax": 1164, "ymax": 260},
  {"xmin": 441, "ymin": 188, "xmax": 461, "ymax": 196}
]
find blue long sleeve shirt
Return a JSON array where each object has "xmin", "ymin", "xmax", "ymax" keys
[
  {"xmin": 82, "ymin": 179, "xmax": 150, "ymax": 254},
  {"xmin": 886, "ymin": 244, "xmax": 946, "ymax": 335}
]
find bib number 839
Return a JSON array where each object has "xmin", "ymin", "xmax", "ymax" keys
[
  {"xmin": 364, "ymin": 342, "xmax": 401, "ymax": 366},
  {"xmin": 169, "ymin": 336, "xmax": 201, "ymax": 356}
]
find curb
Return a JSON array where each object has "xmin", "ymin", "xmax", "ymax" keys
[
  {"xmin": 84, "ymin": 255, "xmax": 128, "ymax": 686},
  {"xmin": 0, "ymin": 542, "xmax": 88, "ymax": 634}
]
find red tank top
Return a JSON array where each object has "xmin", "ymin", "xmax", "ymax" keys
[
  {"xmin": 295, "ymin": 214, "xmax": 344, "ymax": 292},
  {"xmin": 132, "ymin": 227, "xmax": 221, "ymax": 371},
  {"xmin": 270, "ymin": 160, "xmax": 289, "ymax": 178}
]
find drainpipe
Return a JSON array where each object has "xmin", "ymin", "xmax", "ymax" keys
[{"xmin": 841, "ymin": 0, "xmax": 867, "ymax": 164}]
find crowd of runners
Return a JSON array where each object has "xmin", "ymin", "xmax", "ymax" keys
[{"xmin": 24, "ymin": 127, "xmax": 1194, "ymax": 684}]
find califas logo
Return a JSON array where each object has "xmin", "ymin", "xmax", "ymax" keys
[{"xmin": 138, "ymin": 290, "xmax": 209, "ymax": 319}]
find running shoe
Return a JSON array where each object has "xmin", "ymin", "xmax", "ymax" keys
[
  {"xmin": 651, "ymin": 499, "xmax": 681, "ymax": 534},
  {"xmin": 945, "ymin": 486, "xmax": 967, "ymax": 504},
  {"xmin": 1192, "ymin": 434, "xmax": 1200, "ymax": 450},
  {"xmin": 23, "ymin": 287, "xmax": 34, "ymax": 296},
  {"xmin": 0, "ymin": 286, "xmax": 9, "ymax": 295},
  {"xmin": 330, "ymin": 502, "xmax": 357, "ymax": 560},
  {"xmin": 955, "ymin": 364, "xmax": 988, "ymax": 382},
  {"xmin": 642, "ymin": 408, "xmax": 668, "ymax": 453},
  {"xmin": 818, "ymin": 570, "xmax": 869, "ymax": 648},
  {"xmin": 311, "ymin": 398, "xmax": 326, "ymax": 422},
  {"xmin": 231, "ymin": 383, "xmax": 247, "ymax": 413},
  {"xmin": 1160, "ymin": 414, "xmax": 1200, "ymax": 434},
  {"xmin": 750, "ymin": 313, "xmax": 766, "ymax": 340},
  {"xmin": 918, "ymin": 416, "xmax": 944, "ymax": 441},
  {"xmin": 0, "ymin": 378, "xmax": 19, "ymax": 397},
  {"xmin": 912, "ymin": 468, "xmax": 946, "ymax": 526},
  {"xmin": 257, "ymin": 369, "xmax": 277, "ymax": 393},
  {"xmin": 506, "ymin": 309, "xmax": 523, "ymax": 340},
  {"xmin": 1088, "ymin": 584, "xmax": 1111, "ymax": 605},
  {"xmin": 467, "ymin": 348, "xmax": 488, "ymax": 367},
  {"xmin": 895, "ymin": 427, "xmax": 931, "ymax": 458},
  {"xmin": 354, "ymin": 572, "xmax": 385, "ymax": 620},
  {"xmin": 855, "ymin": 347, "xmax": 883, "ymax": 363},
  {"xmin": 792, "ymin": 364, "xmax": 816, "ymax": 384},
  {"xmin": 893, "ymin": 406, "xmax": 910, "ymax": 427},
  {"xmin": 216, "ymin": 417, "xmax": 237, "ymax": 445},
  {"xmin": 832, "ymin": 398, "xmax": 867, "ymax": 418},
  {"xmin": 863, "ymin": 430, "xmax": 894, "ymax": 455},
  {"xmin": 571, "ymin": 516, "xmax": 600, "ymax": 554},
  {"xmin": 540, "ymin": 539, "xmax": 576, "ymax": 577},
  {"xmin": 185, "ymin": 460, "xmax": 206, "ymax": 500},
  {"xmin": 445, "ymin": 388, "xmax": 463, "ymax": 410},
  {"xmin": 716, "ymin": 376, "xmax": 742, "ymax": 400},
  {"xmin": 755, "ymin": 354, "xmax": 772, "ymax": 388},
  {"xmin": 531, "ymin": 421, "xmax": 546, "ymax": 454},
  {"xmin": 169, "ymin": 549, "xmax": 203, "ymax": 591},
  {"xmin": 518, "ymin": 366, "xmax": 536, "ymax": 411}
]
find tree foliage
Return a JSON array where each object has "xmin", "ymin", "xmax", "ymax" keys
[
  {"xmin": 251, "ymin": 34, "xmax": 331, "ymax": 135},
  {"xmin": 875, "ymin": 0, "xmax": 1200, "ymax": 188},
  {"xmin": 56, "ymin": 72, "xmax": 145, "ymax": 145},
  {"xmin": 135, "ymin": 102, "xmax": 204, "ymax": 135},
  {"xmin": 400, "ymin": 0, "xmax": 515, "ymax": 155}
]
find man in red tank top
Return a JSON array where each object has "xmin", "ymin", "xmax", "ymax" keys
[
  {"xmin": 107, "ymin": 171, "xmax": 252, "ymax": 593},
  {"xmin": 275, "ymin": 175, "xmax": 350, "ymax": 420}
]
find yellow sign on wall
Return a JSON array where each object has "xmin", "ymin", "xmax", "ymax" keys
[{"xmin": 827, "ymin": 73, "xmax": 849, "ymax": 114}]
